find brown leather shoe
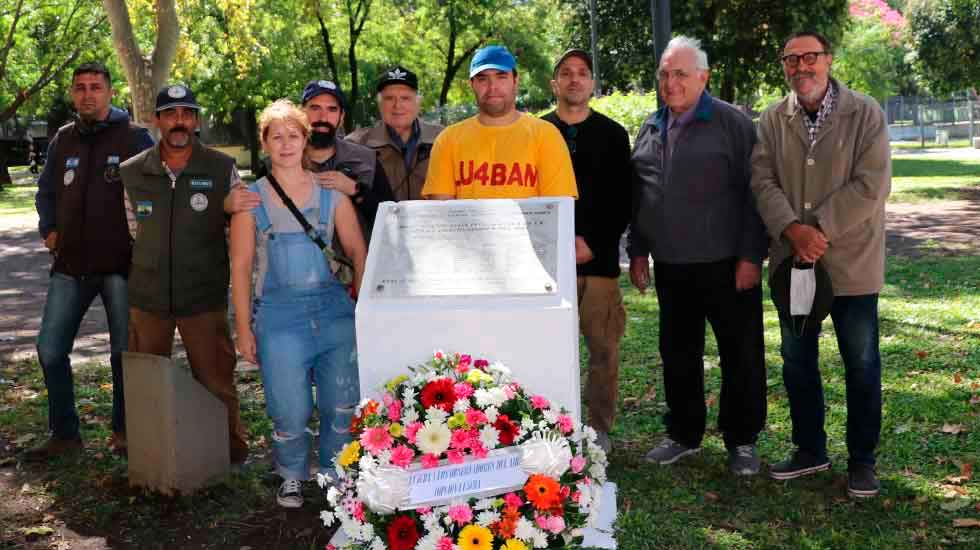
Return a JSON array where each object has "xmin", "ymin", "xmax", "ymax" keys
[
  {"xmin": 24, "ymin": 436, "xmax": 83, "ymax": 461},
  {"xmin": 108, "ymin": 432, "xmax": 127, "ymax": 457}
]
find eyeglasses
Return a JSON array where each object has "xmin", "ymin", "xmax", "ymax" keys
[
  {"xmin": 563, "ymin": 124, "xmax": 577, "ymax": 154},
  {"xmin": 780, "ymin": 51, "xmax": 829, "ymax": 68}
]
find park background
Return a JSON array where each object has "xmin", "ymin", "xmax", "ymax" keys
[{"xmin": 1, "ymin": 0, "xmax": 979, "ymax": 548}]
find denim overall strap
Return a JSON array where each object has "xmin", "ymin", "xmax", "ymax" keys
[{"xmin": 249, "ymin": 181, "xmax": 272, "ymax": 233}]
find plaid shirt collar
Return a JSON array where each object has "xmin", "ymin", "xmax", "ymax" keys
[{"xmin": 798, "ymin": 80, "xmax": 837, "ymax": 147}]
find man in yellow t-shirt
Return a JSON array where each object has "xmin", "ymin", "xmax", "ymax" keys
[{"xmin": 422, "ymin": 45, "xmax": 578, "ymax": 200}]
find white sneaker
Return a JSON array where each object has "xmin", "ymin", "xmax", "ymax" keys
[{"xmin": 277, "ymin": 479, "xmax": 303, "ymax": 508}]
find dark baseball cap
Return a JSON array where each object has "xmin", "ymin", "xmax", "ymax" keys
[
  {"xmin": 302, "ymin": 79, "xmax": 346, "ymax": 110},
  {"xmin": 553, "ymin": 48, "xmax": 593, "ymax": 76},
  {"xmin": 770, "ymin": 257, "xmax": 834, "ymax": 336},
  {"xmin": 155, "ymin": 84, "xmax": 200, "ymax": 112},
  {"xmin": 377, "ymin": 66, "xmax": 419, "ymax": 92},
  {"xmin": 469, "ymin": 45, "xmax": 517, "ymax": 78}
]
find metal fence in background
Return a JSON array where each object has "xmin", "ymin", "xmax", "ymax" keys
[{"xmin": 884, "ymin": 94, "xmax": 979, "ymax": 144}]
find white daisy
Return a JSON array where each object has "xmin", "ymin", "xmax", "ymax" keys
[
  {"xmin": 515, "ymin": 517, "xmax": 537, "ymax": 541},
  {"xmin": 484, "ymin": 405, "xmax": 499, "ymax": 424},
  {"xmin": 479, "ymin": 425, "xmax": 499, "ymax": 449},
  {"xmin": 453, "ymin": 398, "xmax": 470, "ymax": 413},
  {"xmin": 402, "ymin": 407, "xmax": 420, "ymax": 425},
  {"xmin": 476, "ymin": 510, "xmax": 501, "ymax": 526},
  {"xmin": 320, "ymin": 510, "xmax": 335, "ymax": 526},
  {"xmin": 416, "ymin": 421, "xmax": 452, "ymax": 455},
  {"xmin": 425, "ymin": 405, "xmax": 449, "ymax": 424}
]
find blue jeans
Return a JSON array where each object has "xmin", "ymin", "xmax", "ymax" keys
[
  {"xmin": 254, "ymin": 286, "xmax": 359, "ymax": 481},
  {"xmin": 779, "ymin": 294, "xmax": 882, "ymax": 468},
  {"xmin": 36, "ymin": 272, "xmax": 128, "ymax": 439}
]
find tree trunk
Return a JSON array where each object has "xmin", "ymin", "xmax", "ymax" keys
[
  {"xmin": 246, "ymin": 107, "xmax": 260, "ymax": 173},
  {"xmin": 438, "ymin": 2, "xmax": 486, "ymax": 110},
  {"xmin": 343, "ymin": 0, "xmax": 373, "ymax": 132},
  {"xmin": 314, "ymin": 2, "xmax": 340, "ymax": 83},
  {"xmin": 102, "ymin": 0, "xmax": 180, "ymax": 127}
]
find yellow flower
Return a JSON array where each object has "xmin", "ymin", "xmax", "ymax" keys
[
  {"xmin": 338, "ymin": 441, "xmax": 361, "ymax": 467},
  {"xmin": 501, "ymin": 540, "xmax": 527, "ymax": 550},
  {"xmin": 458, "ymin": 524, "xmax": 493, "ymax": 550},
  {"xmin": 448, "ymin": 412, "xmax": 469, "ymax": 430},
  {"xmin": 466, "ymin": 369, "xmax": 493, "ymax": 385},
  {"xmin": 386, "ymin": 374, "xmax": 409, "ymax": 392},
  {"xmin": 389, "ymin": 422, "xmax": 404, "ymax": 438}
]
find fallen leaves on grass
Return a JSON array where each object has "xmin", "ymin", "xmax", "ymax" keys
[
  {"xmin": 953, "ymin": 372, "xmax": 963, "ymax": 384},
  {"xmin": 940, "ymin": 423, "xmax": 968, "ymax": 435},
  {"xmin": 970, "ymin": 395, "xmax": 980, "ymax": 406},
  {"xmin": 705, "ymin": 394, "xmax": 716, "ymax": 408},
  {"xmin": 952, "ymin": 519, "xmax": 980, "ymax": 528},
  {"xmin": 941, "ymin": 484, "xmax": 968, "ymax": 498},
  {"xmin": 915, "ymin": 350, "xmax": 929, "ymax": 359},
  {"xmin": 18, "ymin": 526, "xmax": 54, "ymax": 539},
  {"xmin": 940, "ymin": 498, "xmax": 972, "ymax": 511},
  {"xmin": 12, "ymin": 433, "xmax": 35, "ymax": 446},
  {"xmin": 945, "ymin": 463, "xmax": 973, "ymax": 484},
  {"xmin": 704, "ymin": 491, "xmax": 720, "ymax": 503}
]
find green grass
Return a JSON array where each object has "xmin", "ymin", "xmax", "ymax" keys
[
  {"xmin": 0, "ymin": 177, "xmax": 38, "ymax": 217},
  {"xmin": 890, "ymin": 156, "xmax": 980, "ymax": 203},
  {"xmin": 608, "ymin": 256, "xmax": 980, "ymax": 548},
  {"xmin": 2, "ymin": 256, "xmax": 978, "ymax": 547},
  {"xmin": 892, "ymin": 139, "xmax": 975, "ymax": 149}
]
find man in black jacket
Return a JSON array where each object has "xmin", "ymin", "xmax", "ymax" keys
[
  {"xmin": 30, "ymin": 62, "xmax": 153, "ymax": 460},
  {"xmin": 542, "ymin": 50, "xmax": 632, "ymax": 453}
]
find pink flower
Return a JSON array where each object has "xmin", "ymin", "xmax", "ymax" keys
[
  {"xmin": 352, "ymin": 500, "xmax": 365, "ymax": 521},
  {"xmin": 474, "ymin": 358, "xmax": 489, "ymax": 369},
  {"xmin": 465, "ymin": 408, "xmax": 487, "ymax": 427},
  {"xmin": 447, "ymin": 449, "xmax": 465, "ymax": 464},
  {"xmin": 405, "ymin": 421, "xmax": 424, "ymax": 444},
  {"xmin": 434, "ymin": 350, "xmax": 444, "ymax": 360},
  {"xmin": 454, "ymin": 382, "xmax": 474, "ymax": 399},
  {"xmin": 503, "ymin": 492, "xmax": 523, "ymax": 508},
  {"xmin": 447, "ymin": 503, "xmax": 473, "ymax": 525},
  {"xmin": 470, "ymin": 441, "xmax": 488, "ymax": 459},
  {"xmin": 387, "ymin": 400, "xmax": 403, "ymax": 422},
  {"xmin": 571, "ymin": 491, "xmax": 581, "ymax": 503},
  {"xmin": 436, "ymin": 537, "xmax": 454, "ymax": 550},
  {"xmin": 450, "ymin": 429, "xmax": 471, "ymax": 450},
  {"xmin": 359, "ymin": 426, "xmax": 393, "ymax": 454},
  {"xmin": 390, "ymin": 445, "xmax": 415, "ymax": 468},
  {"xmin": 530, "ymin": 395, "xmax": 550, "ymax": 410},
  {"xmin": 383, "ymin": 393, "xmax": 395, "ymax": 407},
  {"xmin": 546, "ymin": 515, "xmax": 566, "ymax": 533},
  {"xmin": 557, "ymin": 415, "xmax": 573, "ymax": 434},
  {"xmin": 421, "ymin": 453, "xmax": 440, "ymax": 468},
  {"xmin": 417, "ymin": 507, "xmax": 432, "ymax": 515},
  {"xmin": 503, "ymin": 384, "xmax": 517, "ymax": 400},
  {"xmin": 570, "ymin": 455, "xmax": 586, "ymax": 474},
  {"xmin": 456, "ymin": 354, "xmax": 472, "ymax": 373}
]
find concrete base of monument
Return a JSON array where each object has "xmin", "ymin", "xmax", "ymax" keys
[{"xmin": 326, "ymin": 482, "xmax": 618, "ymax": 549}]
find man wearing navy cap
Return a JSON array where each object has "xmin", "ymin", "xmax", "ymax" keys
[
  {"xmin": 347, "ymin": 66, "xmax": 443, "ymax": 201},
  {"xmin": 120, "ymin": 84, "xmax": 250, "ymax": 464},
  {"xmin": 422, "ymin": 45, "xmax": 577, "ymax": 200},
  {"xmin": 300, "ymin": 79, "xmax": 393, "ymax": 240}
]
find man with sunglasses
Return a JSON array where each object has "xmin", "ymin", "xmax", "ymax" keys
[
  {"xmin": 629, "ymin": 36, "xmax": 768, "ymax": 476},
  {"xmin": 751, "ymin": 31, "xmax": 890, "ymax": 498},
  {"xmin": 541, "ymin": 49, "xmax": 631, "ymax": 453}
]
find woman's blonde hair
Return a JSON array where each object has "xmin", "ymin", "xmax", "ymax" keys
[{"xmin": 258, "ymin": 99, "xmax": 311, "ymax": 145}]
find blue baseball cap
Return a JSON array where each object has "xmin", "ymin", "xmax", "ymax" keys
[
  {"xmin": 469, "ymin": 45, "xmax": 517, "ymax": 78},
  {"xmin": 302, "ymin": 79, "xmax": 346, "ymax": 110}
]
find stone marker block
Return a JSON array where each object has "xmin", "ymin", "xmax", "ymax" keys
[
  {"xmin": 973, "ymin": 137, "xmax": 980, "ymax": 149},
  {"xmin": 123, "ymin": 352, "xmax": 229, "ymax": 495}
]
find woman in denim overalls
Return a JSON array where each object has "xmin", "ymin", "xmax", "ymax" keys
[{"xmin": 230, "ymin": 100, "xmax": 366, "ymax": 508}]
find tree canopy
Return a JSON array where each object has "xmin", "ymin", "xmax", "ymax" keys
[{"xmin": 906, "ymin": 0, "xmax": 980, "ymax": 95}]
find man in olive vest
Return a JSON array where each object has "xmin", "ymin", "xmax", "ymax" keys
[
  {"xmin": 120, "ymin": 84, "xmax": 249, "ymax": 464},
  {"xmin": 30, "ymin": 62, "xmax": 153, "ymax": 460}
]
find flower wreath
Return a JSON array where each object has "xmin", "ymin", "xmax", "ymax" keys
[{"xmin": 320, "ymin": 351, "xmax": 608, "ymax": 550}]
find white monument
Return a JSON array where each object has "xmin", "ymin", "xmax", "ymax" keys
[
  {"xmin": 356, "ymin": 198, "xmax": 582, "ymax": 423},
  {"xmin": 351, "ymin": 198, "xmax": 616, "ymax": 549}
]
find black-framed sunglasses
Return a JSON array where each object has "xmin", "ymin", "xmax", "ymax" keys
[
  {"xmin": 779, "ymin": 51, "xmax": 829, "ymax": 68},
  {"xmin": 563, "ymin": 124, "xmax": 577, "ymax": 154}
]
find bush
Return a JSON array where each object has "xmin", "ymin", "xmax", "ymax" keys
[{"xmin": 590, "ymin": 91, "xmax": 658, "ymax": 140}]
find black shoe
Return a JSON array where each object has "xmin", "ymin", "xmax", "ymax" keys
[
  {"xmin": 769, "ymin": 450, "xmax": 831, "ymax": 480},
  {"xmin": 847, "ymin": 465, "xmax": 880, "ymax": 498},
  {"xmin": 24, "ymin": 436, "xmax": 83, "ymax": 462}
]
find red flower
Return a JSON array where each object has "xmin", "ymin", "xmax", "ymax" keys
[
  {"xmin": 350, "ymin": 400, "xmax": 379, "ymax": 434},
  {"xmin": 420, "ymin": 378, "xmax": 458, "ymax": 412},
  {"xmin": 387, "ymin": 515, "xmax": 420, "ymax": 550},
  {"xmin": 494, "ymin": 414, "xmax": 520, "ymax": 446}
]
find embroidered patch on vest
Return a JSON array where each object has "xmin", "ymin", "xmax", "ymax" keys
[
  {"xmin": 190, "ymin": 178, "xmax": 213, "ymax": 190},
  {"xmin": 136, "ymin": 200, "xmax": 153, "ymax": 218},
  {"xmin": 104, "ymin": 155, "xmax": 121, "ymax": 183},
  {"xmin": 63, "ymin": 169, "xmax": 75, "ymax": 186},
  {"xmin": 190, "ymin": 192, "xmax": 209, "ymax": 212},
  {"xmin": 65, "ymin": 157, "xmax": 79, "ymax": 169}
]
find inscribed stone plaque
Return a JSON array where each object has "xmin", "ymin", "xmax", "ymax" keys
[{"xmin": 369, "ymin": 200, "xmax": 558, "ymax": 297}]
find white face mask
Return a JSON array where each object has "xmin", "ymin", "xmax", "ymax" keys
[{"xmin": 790, "ymin": 267, "xmax": 816, "ymax": 316}]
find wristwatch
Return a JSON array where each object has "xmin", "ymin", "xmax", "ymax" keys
[{"xmin": 351, "ymin": 181, "xmax": 364, "ymax": 199}]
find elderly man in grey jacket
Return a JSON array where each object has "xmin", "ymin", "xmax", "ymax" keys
[{"xmin": 751, "ymin": 31, "xmax": 891, "ymax": 498}]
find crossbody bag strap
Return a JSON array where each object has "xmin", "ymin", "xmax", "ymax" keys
[{"xmin": 265, "ymin": 174, "xmax": 353, "ymax": 269}]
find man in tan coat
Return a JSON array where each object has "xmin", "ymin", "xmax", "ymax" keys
[
  {"xmin": 751, "ymin": 31, "xmax": 890, "ymax": 498},
  {"xmin": 347, "ymin": 66, "xmax": 443, "ymax": 201}
]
